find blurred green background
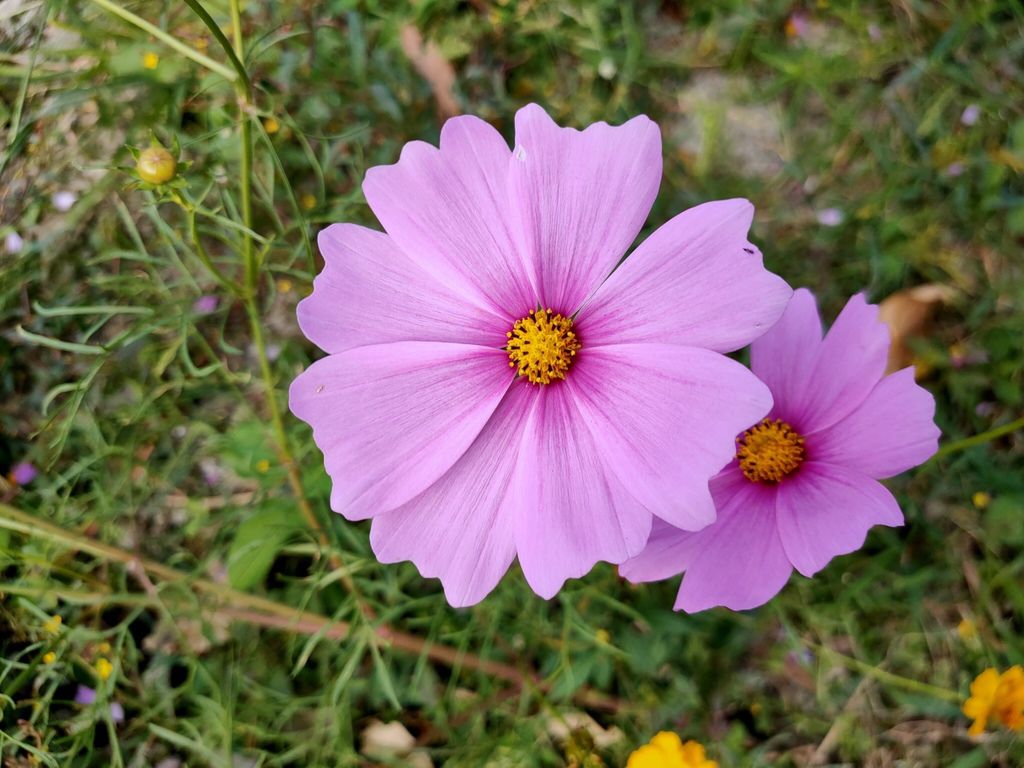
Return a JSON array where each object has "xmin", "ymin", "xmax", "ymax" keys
[{"xmin": 1, "ymin": 1, "xmax": 1023, "ymax": 765}]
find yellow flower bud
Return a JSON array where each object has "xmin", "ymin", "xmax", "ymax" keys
[
  {"xmin": 136, "ymin": 146, "xmax": 176, "ymax": 185},
  {"xmin": 43, "ymin": 615, "xmax": 62, "ymax": 634},
  {"xmin": 95, "ymin": 658, "xmax": 113, "ymax": 681},
  {"xmin": 264, "ymin": 116, "xmax": 280, "ymax": 135},
  {"xmin": 143, "ymin": 52, "xmax": 159, "ymax": 70},
  {"xmin": 972, "ymin": 491, "xmax": 991, "ymax": 510},
  {"xmin": 256, "ymin": 459, "xmax": 270, "ymax": 473},
  {"xmin": 43, "ymin": 652, "xmax": 56, "ymax": 664}
]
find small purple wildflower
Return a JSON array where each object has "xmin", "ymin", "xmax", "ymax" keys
[
  {"xmin": 785, "ymin": 12, "xmax": 809, "ymax": 39},
  {"xmin": 199, "ymin": 458, "xmax": 222, "ymax": 486},
  {"xmin": 192, "ymin": 295, "xmax": 219, "ymax": 315},
  {"xmin": 74, "ymin": 685, "xmax": 96, "ymax": 705},
  {"xmin": 5, "ymin": 231, "xmax": 23, "ymax": 254},
  {"xmin": 944, "ymin": 162, "xmax": 966, "ymax": 177},
  {"xmin": 74, "ymin": 685, "xmax": 125, "ymax": 723},
  {"xmin": 52, "ymin": 191, "xmax": 77, "ymax": 212},
  {"xmin": 816, "ymin": 207, "xmax": 845, "ymax": 227},
  {"xmin": 10, "ymin": 462, "xmax": 37, "ymax": 485},
  {"xmin": 868, "ymin": 24, "xmax": 882, "ymax": 42},
  {"xmin": 961, "ymin": 104, "xmax": 980, "ymax": 127}
]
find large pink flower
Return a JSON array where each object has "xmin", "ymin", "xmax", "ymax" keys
[
  {"xmin": 289, "ymin": 104, "xmax": 791, "ymax": 606},
  {"xmin": 621, "ymin": 288, "xmax": 941, "ymax": 612}
]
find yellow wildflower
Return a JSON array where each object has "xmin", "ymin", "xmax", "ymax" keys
[
  {"xmin": 626, "ymin": 732, "xmax": 717, "ymax": 768},
  {"xmin": 143, "ymin": 52, "xmax": 159, "ymax": 70},
  {"xmin": 42, "ymin": 652, "xmax": 56, "ymax": 664},
  {"xmin": 264, "ymin": 116, "xmax": 280, "ymax": 135},
  {"xmin": 300, "ymin": 193, "xmax": 317, "ymax": 210},
  {"xmin": 972, "ymin": 491, "xmax": 991, "ymax": 510},
  {"xmin": 43, "ymin": 615, "xmax": 62, "ymax": 634},
  {"xmin": 995, "ymin": 666, "xmax": 1024, "ymax": 731},
  {"xmin": 255, "ymin": 459, "xmax": 270, "ymax": 473},
  {"xmin": 97, "ymin": 641, "xmax": 112, "ymax": 654},
  {"xmin": 595, "ymin": 628, "xmax": 610, "ymax": 644},
  {"xmin": 276, "ymin": 278, "xmax": 293, "ymax": 294},
  {"xmin": 964, "ymin": 667, "xmax": 1024, "ymax": 736},
  {"xmin": 956, "ymin": 619, "xmax": 977, "ymax": 640},
  {"xmin": 95, "ymin": 658, "xmax": 113, "ymax": 681}
]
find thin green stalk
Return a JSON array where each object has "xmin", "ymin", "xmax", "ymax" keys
[
  {"xmin": 933, "ymin": 415, "xmax": 1024, "ymax": 460},
  {"xmin": 813, "ymin": 644, "xmax": 961, "ymax": 704},
  {"xmin": 180, "ymin": 0, "xmax": 252, "ymax": 94},
  {"xmin": 88, "ymin": 0, "xmax": 237, "ymax": 83}
]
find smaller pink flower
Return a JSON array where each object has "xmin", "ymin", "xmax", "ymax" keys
[
  {"xmin": 192, "ymin": 295, "xmax": 219, "ymax": 315},
  {"xmin": 621, "ymin": 289, "xmax": 940, "ymax": 612},
  {"xmin": 10, "ymin": 462, "xmax": 37, "ymax": 485}
]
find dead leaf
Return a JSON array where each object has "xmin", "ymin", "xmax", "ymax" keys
[
  {"xmin": 400, "ymin": 24, "xmax": 459, "ymax": 119},
  {"xmin": 546, "ymin": 711, "xmax": 624, "ymax": 750},
  {"xmin": 877, "ymin": 284, "xmax": 955, "ymax": 374}
]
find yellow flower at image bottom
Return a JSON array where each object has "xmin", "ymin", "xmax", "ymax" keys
[
  {"xmin": 964, "ymin": 666, "xmax": 1024, "ymax": 736},
  {"xmin": 626, "ymin": 732, "xmax": 717, "ymax": 768}
]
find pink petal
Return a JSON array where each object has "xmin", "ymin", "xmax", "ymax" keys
[
  {"xmin": 787, "ymin": 293, "xmax": 890, "ymax": 433},
  {"xmin": 775, "ymin": 461, "xmax": 904, "ymax": 578},
  {"xmin": 810, "ymin": 367, "xmax": 940, "ymax": 478},
  {"xmin": 566, "ymin": 344, "xmax": 773, "ymax": 530},
  {"xmin": 674, "ymin": 469, "xmax": 793, "ymax": 612},
  {"xmin": 514, "ymin": 382, "xmax": 652, "ymax": 599},
  {"xmin": 298, "ymin": 224, "xmax": 509, "ymax": 353},
  {"xmin": 288, "ymin": 343, "xmax": 511, "ymax": 520},
  {"xmin": 618, "ymin": 516, "xmax": 704, "ymax": 584},
  {"xmin": 749, "ymin": 287, "xmax": 823, "ymax": 417},
  {"xmin": 577, "ymin": 199, "xmax": 792, "ymax": 352},
  {"xmin": 362, "ymin": 115, "xmax": 536, "ymax": 316},
  {"xmin": 370, "ymin": 384, "xmax": 535, "ymax": 607},
  {"xmin": 508, "ymin": 104, "xmax": 662, "ymax": 313}
]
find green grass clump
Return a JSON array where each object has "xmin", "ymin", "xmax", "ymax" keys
[{"xmin": 2, "ymin": 1, "xmax": 1023, "ymax": 766}]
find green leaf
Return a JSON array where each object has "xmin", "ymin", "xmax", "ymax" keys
[{"xmin": 226, "ymin": 501, "xmax": 303, "ymax": 590}]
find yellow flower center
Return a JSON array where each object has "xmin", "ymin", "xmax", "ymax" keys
[
  {"xmin": 506, "ymin": 308, "xmax": 581, "ymax": 385},
  {"xmin": 736, "ymin": 418, "xmax": 806, "ymax": 484}
]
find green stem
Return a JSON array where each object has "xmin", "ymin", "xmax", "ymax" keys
[
  {"xmin": 88, "ymin": 0, "xmax": 237, "ymax": 83},
  {"xmin": 933, "ymin": 415, "xmax": 1024, "ymax": 460},
  {"xmin": 813, "ymin": 644, "xmax": 961, "ymax": 704},
  {"xmin": 180, "ymin": 0, "xmax": 252, "ymax": 95}
]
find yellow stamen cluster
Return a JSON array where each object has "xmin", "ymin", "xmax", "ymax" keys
[
  {"xmin": 736, "ymin": 418, "xmax": 806, "ymax": 484},
  {"xmin": 626, "ymin": 732, "xmax": 717, "ymax": 768},
  {"xmin": 506, "ymin": 308, "xmax": 581, "ymax": 385},
  {"xmin": 964, "ymin": 666, "xmax": 1024, "ymax": 737}
]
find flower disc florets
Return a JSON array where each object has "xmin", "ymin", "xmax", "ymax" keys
[
  {"xmin": 505, "ymin": 308, "xmax": 581, "ymax": 385},
  {"xmin": 736, "ymin": 418, "xmax": 805, "ymax": 483}
]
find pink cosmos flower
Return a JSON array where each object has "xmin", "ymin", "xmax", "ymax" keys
[
  {"xmin": 621, "ymin": 289, "xmax": 940, "ymax": 612},
  {"xmin": 289, "ymin": 104, "xmax": 792, "ymax": 606}
]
